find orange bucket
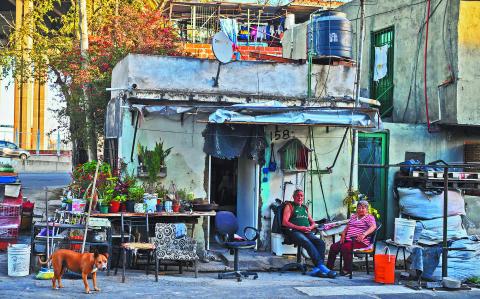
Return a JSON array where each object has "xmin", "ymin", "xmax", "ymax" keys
[{"xmin": 374, "ymin": 247, "xmax": 396, "ymax": 284}]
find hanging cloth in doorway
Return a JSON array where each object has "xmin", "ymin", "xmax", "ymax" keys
[
  {"xmin": 202, "ymin": 124, "xmax": 266, "ymax": 164},
  {"xmin": 374, "ymin": 44, "xmax": 389, "ymax": 81}
]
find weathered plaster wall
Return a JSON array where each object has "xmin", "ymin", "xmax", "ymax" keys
[
  {"xmin": 259, "ymin": 126, "xmax": 353, "ymax": 249},
  {"xmin": 120, "ymin": 111, "xmax": 208, "ymax": 198},
  {"xmin": 456, "ymin": 1, "xmax": 480, "ymax": 124},
  {"xmin": 384, "ymin": 123, "xmax": 480, "ymax": 237},
  {"xmin": 111, "ymin": 54, "xmax": 355, "ymax": 101},
  {"xmin": 339, "ymin": 0, "xmax": 459, "ymax": 124}
]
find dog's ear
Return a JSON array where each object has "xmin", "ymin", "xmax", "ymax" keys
[{"xmin": 103, "ymin": 252, "xmax": 109, "ymax": 259}]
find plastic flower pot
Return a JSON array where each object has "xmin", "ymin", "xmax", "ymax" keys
[
  {"xmin": 125, "ymin": 200, "xmax": 135, "ymax": 213},
  {"xmin": 99, "ymin": 205, "xmax": 109, "ymax": 214},
  {"xmin": 134, "ymin": 203, "xmax": 146, "ymax": 213},
  {"xmin": 172, "ymin": 203, "xmax": 180, "ymax": 213},
  {"xmin": 109, "ymin": 200, "xmax": 120, "ymax": 213}
]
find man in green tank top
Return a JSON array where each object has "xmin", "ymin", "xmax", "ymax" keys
[{"xmin": 282, "ymin": 189, "xmax": 337, "ymax": 278}]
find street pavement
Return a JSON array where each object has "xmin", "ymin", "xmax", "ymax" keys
[{"xmin": 0, "ymin": 267, "xmax": 479, "ymax": 299}]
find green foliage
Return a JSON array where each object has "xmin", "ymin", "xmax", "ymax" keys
[
  {"xmin": 343, "ymin": 190, "xmax": 380, "ymax": 219},
  {"xmin": 467, "ymin": 277, "xmax": 480, "ymax": 285},
  {"xmin": 0, "ymin": 1, "xmax": 182, "ymax": 162},
  {"xmin": 128, "ymin": 186, "xmax": 145, "ymax": 203},
  {"xmin": 139, "ymin": 140, "xmax": 172, "ymax": 184},
  {"xmin": 69, "ymin": 160, "xmax": 112, "ymax": 199}
]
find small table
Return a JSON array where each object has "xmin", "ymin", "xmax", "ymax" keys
[
  {"xmin": 92, "ymin": 211, "xmax": 216, "ymax": 238},
  {"xmin": 385, "ymin": 239, "xmax": 408, "ymax": 271}
]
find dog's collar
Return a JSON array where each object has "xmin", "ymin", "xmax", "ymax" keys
[{"xmin": 91, "ymin": 266, "xmax": 98, "ymax": 273}]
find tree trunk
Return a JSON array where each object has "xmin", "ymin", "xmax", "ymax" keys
[{"xmin": 78, "ymin": 0, "xmax": 97, "ymax": 161}]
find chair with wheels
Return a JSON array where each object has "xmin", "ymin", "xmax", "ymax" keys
[
  {"xmin": 215, "ymin": 211, "xmax": 259, "ymax": 281},
  {"xmin": 340, "ymin": 222, "xmax": 382, "ymax": 279},
  {"xmin": 279, "ymin": 229, "xmax": 307, "ymax": 274}
]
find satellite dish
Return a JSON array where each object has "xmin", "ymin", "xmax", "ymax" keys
[{"xmin": 212, "ymin": 31, "xmax": 234, "ymax": 64}]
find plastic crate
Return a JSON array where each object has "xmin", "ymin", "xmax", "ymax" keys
[
  {"xmin": 0, "ymin": 226, "xmax": 19, "ymax": 239},
  {"xmin": 0, "ymin": 239, "xmax": 17, "ymax": 250},
  {"xmin": 0, "ymin": 204, "xmax": 21, "ymax": 217}
]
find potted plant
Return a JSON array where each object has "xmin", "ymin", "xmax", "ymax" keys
[
  {"xmin": 129, "ymin": 186, "xmax": 146, "ymax": 213},
  {"xmin": 138, "ymin": 140, "xmax": 173, "ymax": 179},
  {"xmin": 98, "ymin": 198, "xmax": 110, "ymax": 214},
  {"xmin": 110, "ymin": 194, "xmax": 126, "ymax": 213}
]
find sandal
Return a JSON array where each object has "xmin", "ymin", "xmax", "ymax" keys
[{"xmin": 340, "ymin": 271, "xmax": 351, "ymax": 276}]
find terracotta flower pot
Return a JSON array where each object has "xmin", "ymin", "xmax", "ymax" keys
[{"xmin": 109, "ymin": 200, "xmax": 120, "ymax": 213}]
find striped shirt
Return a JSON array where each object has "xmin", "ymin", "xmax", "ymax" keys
[{"xmin": 345, "ymin": 214, "xmax": 376, "ymax": 246}]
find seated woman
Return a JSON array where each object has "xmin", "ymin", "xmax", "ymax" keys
[
  {"xmin": 326, "ymin": 200, "xmax": 377, "ymax": 275},
  {"xmin": 282, "ymin": 189, "xmax": 337, "ymax": 278}
]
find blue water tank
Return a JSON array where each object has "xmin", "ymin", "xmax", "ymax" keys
[{"xmin": 309, "ymin": 10, "xmax": 353, "ymax": 59}]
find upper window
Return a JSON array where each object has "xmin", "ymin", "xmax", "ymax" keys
[{"xmin": 370, "ymin": 26, "xmax": 394, "ymax": 118}]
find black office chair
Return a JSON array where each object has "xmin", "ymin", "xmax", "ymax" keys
[
  {"xmin": 340, "ymin": 222, "xmax": 382, "ymax": 279},
  {"xmin": 215, "ymin": 211, "xmax": 259, "ymax": 282},
  {"xmin": 279, "ymin": 229, "xmax": 307, "ymax": 274}
]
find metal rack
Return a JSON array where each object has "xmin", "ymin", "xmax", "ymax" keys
[{"xmin": 360, "ymin": 162, "xmax": 480, "ymax": 278}]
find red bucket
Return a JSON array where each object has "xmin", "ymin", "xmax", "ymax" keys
[{"xmin": 374, "ymin": 247, "xmax": 396, "ymax": 284}]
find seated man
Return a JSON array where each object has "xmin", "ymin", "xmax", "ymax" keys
[
  {"xmin": 326, "ymin": 200, "xmax": 377, "ymax": 275},
  {"xmin": 282, "ymin": 189, "xmax": 337, "ymax": 278}
]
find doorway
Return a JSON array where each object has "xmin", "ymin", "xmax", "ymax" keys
[
  {"xmin": 210, "ymin": 156, "xmax": 260, "ymax": 237},
  {"xmin": 358, "ymin": 132, "xmax": 389, "ymax": 239}
]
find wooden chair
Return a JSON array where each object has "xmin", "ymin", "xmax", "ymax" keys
[{"xmin": 119, "ymin": 213, "xmax": 156, "ymax": 283}]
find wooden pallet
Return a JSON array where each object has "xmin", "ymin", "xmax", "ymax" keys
[{"xmin": 412, "ymin": 170, "xmax": 480, "ymax": 180}]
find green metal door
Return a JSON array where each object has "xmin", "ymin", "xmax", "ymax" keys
[
  {"xmin": 370, "ymin": 27, "xmax": 394, "ymax": 118},
  {"xmin": 358, "ymin": 132, "xmax": 388, "ymax": 239}
]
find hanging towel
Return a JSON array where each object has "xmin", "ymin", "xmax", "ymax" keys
[
  {"xmin": 220, "ymin": 18, "xmax": 239, "ymax": 45},
  {"xmin": 256, "ymin": 25, "xmax": 267, "ymax": 40},
  {"xmin": 174, "ymin": 223, "xmax": 187, "ymax": 239},
  {"xmin": 374, "ymin": 44, "xmax": 389, "ymax": 81}
]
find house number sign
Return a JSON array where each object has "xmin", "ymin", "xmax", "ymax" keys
[{"xmin": 270, "ymin": 127, "xmax": 294, "ymax": 141}]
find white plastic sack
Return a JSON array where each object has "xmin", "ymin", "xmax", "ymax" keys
[
  {"xmin": 433, "ymin": 238, "xmax": 480, "ymax": 281},
  {"xmin": 398, "ymin": 188, "xmax": 465, "ymax": 219},
  {"xmin": 414, "ymin": 215, "xmax": 468, "ymax": 242}
]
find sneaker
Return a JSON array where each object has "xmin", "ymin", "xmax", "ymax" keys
[
  {"xmin": 307, "ymin": 267, "xmax": 322, "ymax": 277},
  {"xmin": 327, "ymin": 270, "xmax": 337, "ymax": 278}
]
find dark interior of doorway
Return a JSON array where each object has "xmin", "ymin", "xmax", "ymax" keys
[{"xmin": 210, "ymin": 157, "xmax": 238, "ymax": 243}]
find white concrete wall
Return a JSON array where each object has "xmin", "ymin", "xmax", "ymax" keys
[
  {"xmin": 259, "ymin": 126, "xmax": 353, "ymax": 249},
  {"xmin": 120, "ymin": 110, "xmax": 208, "ymax": 198},
  {"xmin": 111, "ymin": 54, "xmax": 356, "ymax": 102}
]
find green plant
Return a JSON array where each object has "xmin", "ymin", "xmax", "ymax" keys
[
  {"xmin": 128, "ymin": 186, "xmax": 145, "ymax": 203},
  {"xmin": 177, "ymin": 188, "xmax": 188, "ymax": 201},
  {"xmin": 343, "ymin": 190, "xmax": 380, "ymax": 219},
  {"xmin": 138, "ymin": 140, "xmax": 173, "ymax": 187},
  {"xmin": 156, "ymin": 184, "xmax": 167, "ymax": 200},
  {"xmin": 467, "ymin": 277, "xmax": 480, "ymax": 285},
  {"xmin": 186, "ymin": 192, "xmax": 195, "ymax": 201}
]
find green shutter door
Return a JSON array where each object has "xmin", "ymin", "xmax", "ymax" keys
[{"xmin": 370, "ymin": 27, "xmax": 394, "ymax": 118}]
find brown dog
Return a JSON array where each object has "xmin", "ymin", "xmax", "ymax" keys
[{"xmin": 39, "ymin": 249, "xmax": 108, "ymax": 294}]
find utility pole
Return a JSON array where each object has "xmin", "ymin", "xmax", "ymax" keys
[
  {"xmin": 348, "ymin": 0, "xmax": 365, "ymax": 192},
  {"xmin": 78, "ymin": 0, "xmax": 96, "ymax": 161}
]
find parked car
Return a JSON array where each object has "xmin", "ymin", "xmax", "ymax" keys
[{"xmin": 0, "ymin": 141, "xmax": 31, "ymax": 160}]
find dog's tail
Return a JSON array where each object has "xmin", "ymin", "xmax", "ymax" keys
[{"xmin": 38, "ymin": 256, "xmax": 51, "ymax": 266}]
